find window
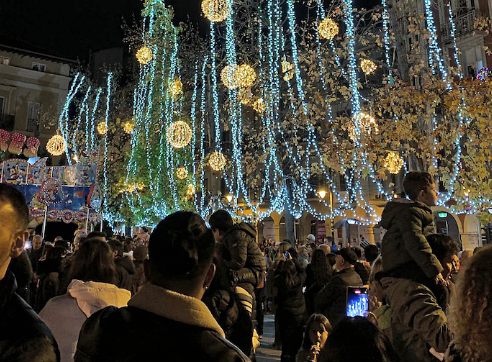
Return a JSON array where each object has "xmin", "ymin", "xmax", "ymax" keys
[
  {"xmin": 0, "ymin": 97, "xmax": 4, "ymax": 114},
  {"xmin": 32, "ymin": 62, "xmax": 46, "ymax": 72},
  {"xmin": 0, "ymin": 56, "xmax": 10, "ymax": 65},
  {"xmin": 27, "ymin": 102, "xmax": 41, "ymax": 132}
]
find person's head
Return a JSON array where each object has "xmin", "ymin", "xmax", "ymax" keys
[
  {"xmin": 298, "ymin": 246, "xmax": 308, "ymax": 257},
  {"xmin": 319, "ymin": 244, "xmax": 330, "ymax": 255},
  {"xmin": 302, "ymin": 314, "xmax": 332, "ymax": 351},
  {"xmin": 459, "ymin": 249, "xmax": 473, "ymax": 268},
  {"xmin": 307, "ymin": 234, "xmax": 316, "ymax": 244},
  {"xmin": 0, "ymin": 184, "xmax": 30, "ymax": 280},
  {"xmin": 426, "ymin": 234, "xmax": 460, "ymax": 280},
  {"xmin": 54, "ymin": 239, "xmax": 69, "ymax": 251},
  {"xmin": 133, "ymin": 245, "xmax": 148, "ymax": 262},
  {"xmin": 46, "ymin": 246, "xmax": 65, "ymax": 262},
  {"xmin": 32, "ymin": 235, "xmax": 43, "ymax": 250},
  {"xmin": 326, "ymin": 253, "xmax": 336, "ymax": 267},
  {"xmin": 448, "ymin": 245, "xmax": 492, "ymax": 362},
  {"xmin": 334, "ymin": 247, "xmax": 357, "ymax": 271},
  {"xmin": 147, "ymin": 211, "xmax": 216, "ymax": 299},
  {"xmin": 107, "ymin": 239, "xmax": 124, "ymax": 258},
  {"xmin": 69, "ymin": 238, "xmax": 116, "ymax": 284},
  {"xmin": 277, "ymin": 241, "xmax": 291, "ymax": 257},
  {"xmin": 135, "ymin": 238, "xmax": 144, "ymax": 246},
  {"xmin": 369, "ymin": 256, "xmax": 384, "ymax": 303},
  {"xmin": 141, "ymin": 227, "xmax": 148, "ymax": 233},
  {"xmin": 87, "ymin": 231, "xmax": 107, "ymax": 242},
  {"xmin": 311, "ymin": 249, "xmax": 332, "ymax": 283},
  {"xmin": 325, "ymin": 317, "xmax": 399, "ymax": 362},
  {"xmin": 364, "ymin": 244, "xmax": 379, "ymax": 264},
  {"xmin": 54, "ymin": 236, "xmax": 64, "ymax": 243},
  {"xmin": 208, "ymin": 210, "xmax": 233, "ymax": 242},
  {"xmin": 352, "ymin": 246, "xmax": 362, "ymax": 260},
  {"xmin": 403, "ymin": 171, "xmax": 437, "ymax": 206}
]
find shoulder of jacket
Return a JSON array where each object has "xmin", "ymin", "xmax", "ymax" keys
[{"xmin": 205, "ymin": 330, "xmax": 251, "ymax": 361}]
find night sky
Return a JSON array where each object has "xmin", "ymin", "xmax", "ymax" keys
[{"xmin": 0, "ymin": 0, "xmax": 378, "ymax": 61}]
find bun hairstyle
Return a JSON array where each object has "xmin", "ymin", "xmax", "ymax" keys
[{"xmin": 149, "ymin": 211, "xmax": 215, "ymax": 280}]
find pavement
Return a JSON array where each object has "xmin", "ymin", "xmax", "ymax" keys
[{"xmin": 255, "ymin": 314, "xmax": 281, "ymax": 362}]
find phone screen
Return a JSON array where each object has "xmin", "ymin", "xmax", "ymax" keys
[
  {"xmin": 346, "ymin": 286, "xmax": 368, "ymax": 317},
  {"xmin": 284, "ymin": 251, "xmax": 290, "ymax": 259}
]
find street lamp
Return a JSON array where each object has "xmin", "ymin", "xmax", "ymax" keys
[
  {"xmin": 318, "ymin": 188, "xmax": 327, "ymax": 199},
  {"xmin": 226, "ymin": 194, "xmax": 233, "ymax": 203}
]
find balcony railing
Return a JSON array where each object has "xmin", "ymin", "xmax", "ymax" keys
[
  {"xmin": 0, "ymin": 114, "xmax": 15, "ymax": 131},
  {"xmin": 27, "ymin": 118, "xmax": 40, "ymax": 134},
  {"xmin": 441, "ymin": 9, "xmax": 487, "ymax": 43}
]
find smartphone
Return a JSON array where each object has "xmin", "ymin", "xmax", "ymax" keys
[
  {"xmin": 346, "ymin": 286, "xmax": 369, "ymax": 317},
  {"xmin": 284, "ymin": 251, "xmax": 290, "ymax": 259}
]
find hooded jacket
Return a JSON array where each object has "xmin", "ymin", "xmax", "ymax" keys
[
  {"xmin": 222, "ymin": 223, "xmax": 266, "ymax": 294},
  {"xmin": 380, "ymin": 200, "xmax": 443, "ymax": 279},
  {"xmin": 39, "ymin": 280, "xmax": 130, "ymax": 362},
  {"xmin": 114, "ymin": 256, "xmax": 135, "ymax": 292}
]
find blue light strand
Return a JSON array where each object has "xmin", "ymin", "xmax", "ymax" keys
[{"xmin": 102, "ymin": 72, "xmax": 113, "ymax": 214}]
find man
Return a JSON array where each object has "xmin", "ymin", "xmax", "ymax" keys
[
  {"xmin": 107, "ymin": 239, "xmax": 135, "ymax": 292},
  {"xmin": 315, "ymin": 247, "xmax": 362, "ymax": 328},
  {"xmin": 306, "ymin": 234, "xmax": 316, "ymax": 246},
  {"xmin": 0, "ymin": 184, "xmax": 59, "ymax": 361},
  {"xmin": 28, "ymin": 234, "xmax": 44, "ymax": 273},
  {"xmin": 87, "ymin": 231, "xmax": 107, "ymax": 242}
]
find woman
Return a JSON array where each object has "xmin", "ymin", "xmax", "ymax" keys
[
  {"xmin": 39, "ymin": 238, "xmax": 131, "ymax": 362},
  {"xmin": 296, "ymin": 314, "xmax": 332, "ymax": 362},
  {"xmin": 445, "ymin": 245, "xmax": 492, "ymax": 362},
  {"xmin": 35, "ymin": 246, "xmax": 65, "ymax": 311},
  {"xmin": 304, "ymin": 249, "xmax": 332, "ymax": 315}
]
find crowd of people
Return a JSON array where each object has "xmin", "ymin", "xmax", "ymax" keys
[{"xmin": 0, "ymin": 171, "xmax": 491, "ymax": 362}]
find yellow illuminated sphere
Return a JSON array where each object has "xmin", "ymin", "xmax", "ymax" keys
[
  {"xmin": 170, "ymin": 79, "xmax": 183, "ymax": 97},
  {"xmin": 349, "ymin": 112, "xmax": 378, "ymax": 141},
  {"xmin": 186, "ymin": 183, "xmax": 196, "ymax": 199},
  {"xmin": 123, "ymin": 121, "xmax": 135, "ymax": 134},
  {"xmin": 238, "ymin": 88, "xmax": 252, "ymax": 105},
  {"xmin": 384, "ymin": 151, "xmax": 404, "ymax": 174},
  {"xmin": 281, "ymin": 61, "xmax": 295, "ymax": 81},
  {"xmin": 136, "ymin": 46, "xmax": 153, "ymax": 65},
  {"xmin": 97, "ymin": 122, "xmax": 107, "ymax": 135},
  {"xmin": 46, "ymin": 134, "xmax": 66, "ymax": 156},
  {"xmin": 253, "ymin": 98, "xmax": 266, "ymax": 113},
  {"xmin": 221, "ymin": 65, "xmax": 239, "ymax": 90},
  {"xmin": 176, "ymin": 167, "xmax": 188, "ymax": 180},
  {"xmin": 236, "ymin": 64, "xmax": 257, "ymax": 88},
  {"xmin": 201, "ymin": 0, "xmax": 230, "ymax": 22},
  {"xmin": 318, "ymin": 17, "xmax": 339, "ymax": 40},
  {"xmin": 167, "ymin": 121, "xmax": 193, "ymax": 148},
  {"xmin": 209, "ymin": 151, "xmax": 227, "ymax": 171},
  {"xmin": 136, "ymin": 183, "xmax": 145, "ymax": 191},
  {"xmin": 361, "ymin": 59, "xmax": 377, "ymax": 75}
]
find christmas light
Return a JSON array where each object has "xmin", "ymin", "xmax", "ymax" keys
[
  {"xmin": 221, "ymin": 64, "xmax": 239, "ymax": 89},
  {"xmin": 201, "ymin": 0, "xmax": 230, "ymax": 22},
  {"xmin": 170, "ymin": 78, "xmax": 183, "ymax": 96},
  {"xmin": 236, "ymin": 64, "xmax": 256, "ymax": 88},
  {"xmin": 123, "ymin": 121, "xmax": 135, "ymax": 134},
  {"xmin": 176, "ymin": 167, "xmax": 188, "ymax": 179},
  {"xmin": 281, "ymin": 61, "xmax": 294, "ymax": 81},
  {"xmin": 238, "ymin": 88, "xmax": 252, "ymax": 105},
  {"xmin": 47, "ymin": 134, "xmax": 66, "ymax": 156},
  {"xmin": 383, "ymin": 152, "xmax": 403, "ymax": 174},
  {"xmin": 167, "ymin": 120, "xmax": 192, "ymax": 148},
  {"xmin": 209, "ymin": 151, "xmax": 227, "ymax": 171},
  {"xmin": 253, "ymin": 98, "xmax": 266, "ymax": 113},
  {"xmin": 349, "ymin": 112, "xmax": 378, "ymax": 141},
  {"xmin": 136, "ymin": 46, "xmax": 153, "ymax": 65},
  {"xmin": 318, "ymin": 17, "xmax": 339, "ymax": 40},
  {"xmin": 360, "ymin": 59, "xmax": 377, "ymax": 75},
  {"xmin": 97, "ymin": 121, "xmax": 107, "ymax": 135}
]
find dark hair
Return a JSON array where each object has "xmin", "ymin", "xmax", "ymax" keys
[
  {"xmin": 364, "ymin": 245, "xmax": 379, "ymax": 264},
  {"xmin": 326, "ymin": 253, "xmax": 336, "ymax": 267},
  {"xmin": 46, "ymin": 246, "xmax": 65, "ymax": 261},
  {"xmin": 426, "ymin": 234, "xmax": 459, "ymax": 261},
  {"xmin": 310, "ymin": 249, "xmax": 332, "ymax": 285},
  {"xmin": 0, "ymin": 184, "xmax": 29, "ymax": 228},
  {"xmin": 301, "ymin": 314, "xmax": 332, "ymax": 350},
  {"xmin": 87, "ymin": 231, "xmax": 107, "ymax": 239},
  {"xmin": 324, "ymin": 317, "xmax": 400, "ymax": 362},
  {"xmin": 54, "ymin": 239, "xmax": 69, "ymax": 251},
  {"xmin": 208, "ymin": 210, "xmax": 233, "ymax": 233},
  {"xmin": 149, "ymin": 211, "xmax": 215, "ymax": 280},
  {"xmin": 352, "ymin": 246, "xmax": 362, "ymax": 259},
  {"xmin": 403, "ymin": 171, "xmax": 434, "ymax": 200},
  {"xmin": 141, "ymin": 227, "xmax": 148, "ymax": 233},
  {"xmin": 69, "ymin": 238, "xmax": 116, "ymax": 284},
  {"xmin": 107, "ymin": 239, "xmax": 123, "ymax": 257}
]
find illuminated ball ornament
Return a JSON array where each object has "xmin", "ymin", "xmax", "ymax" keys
[
  {"xmin": 170, "ymin": 79, "xmax": 183, "ymax": 97},
  {"xmin": 318, "ymin": 17, "xmax": 339, "ymax": 40},
  {"xmin": 186, "ymin": 183, "xmax": 196, "ymax": 199},
  {"xmin": 253, "ymin": 98, "xmax": 266, "ymax": 113},
  {"xmin": 236, "ymin": 64, "xmax": 256, "ymax": 88},
  {"xmin": 238, "ymin": 88, "xmax": 252, "ymax": 105},
  {"xmin": 281, "ymin": 61, "xmax": 295, "ymax": 81},
  {"xmin": 384, "ymin": 151, "xmax": 404, "ymax": 174},
  {"xmin": 97, "ymin": 122, "xmax": 107, "ymax": 135},
  {"xmin": 122, "ymin": 121, "xmax": 135, "ymax": 134},
  {"xmin": 349, "ymin": 112, "xmax": 379, "ymax": 141},
  {"xmin": 209, "ymin": 151, "xmax": 227, "ymax": 171},
  {"xmin": 167, "ymin": 121, "xmax": 193, "ymax": 148},
  {"xmin": 221, "ymin": 65, "xmax": 239, "ymax": 90},
  {"xmin": 360, "ymin": 59, "xmax": 377, "ymax": 75},
  {"xmin": 46, "ymin": 134, "xmax": 67, "ymax": 156},
  {"xmin": 136, "ymin": 46, "xmax": 153, "ymax": 65},
  {"xmin": 201, "ymin": 0, "xmax": 230, "ymax": 22},
  {"xmin": 176, "ymin": 167, "xmax": 188, "ymax": 180}
]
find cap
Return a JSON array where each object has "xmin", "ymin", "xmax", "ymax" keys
[
  {"xmin": 307, "ymin": 234, "xmax": 316, "ymax": 242},
  {"xmin": 334, "ymin": 247, "xmax": 358, "ymax": 265}
]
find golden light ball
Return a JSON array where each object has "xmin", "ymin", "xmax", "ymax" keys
[
  {"xmin": 136, "ymin": 46, "xmax": 153, "ymax": 65},
  {"xmin": 97, "ymin": 122, "xmax": 107, "ymax": 135},
  {"xmin": 201, "ymin": 0, "xmax": 230, "ymax": 22},
  {"xmin": 238, "ymin": 88, "xmax": 252, "ymax": 105},
  {"xmin": 361, "ymin": 59, "xmax": 377, "ymax": 75},
  {"xmin": 236, "ymin": 64, "xmax": 257, "ymax": 88},
  {"xmin": 170, "ymin": 79, "xmax": 183, "ymax": 97},
  {"xmin": 209, "ymin": 151, "xmax": 227, "ymax": 171},
  {"xmin": 123, "ymin": 121, "xmax": 135, "ymax": 134},
  {"xmin": 46, "ymin": 134, "xmax": 66, "ymax": 156},
  {"xmin": 253, "ymin": 98, "xmax": 266, "ymax": 113},
  {"xmin": 186, "ymin": 183, "xmax": 196, "ymax": 199},
  {"xmin": 281, "ymin": 61, "xmax": 295, "ymax": 81},
  {"xmin": 221, "ymin": 64, "xmax": 239, "ymax": 90},
  {"xmin": 384, "ymin": 151, "xmax": 404, "ymax": 174},
  {"xmin": 349, "ymin": 112, "xmax": 378, "ymax": 141},
  {"xmin": 167, "ymin": 121, "xmax": 193, "ymax": 148},
  {"xmin": 176, "ymin": 167, "xmax": 188, "ymax": 180},
  {"xmin": 318, "ymin": 17, "xmax": 339, "ymax": 40}
]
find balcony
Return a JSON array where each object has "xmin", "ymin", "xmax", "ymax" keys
[
  {"xmin": 441, "ymin": 9, "xmax": 487, "ymax": 44},
  {"xmin": 0, "ymin": 114, "xmax": 15, "ymax": 131},
  {"xmin": 27, "ymin": 118, "xmax": 40, "ymax": 135}
]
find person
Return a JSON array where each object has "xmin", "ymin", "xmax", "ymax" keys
[
  {"xmin": 322, "ymin": 316, "xmax": 400, "ymax": 362},
  {"xmin": 40, "ymin": 238, "xmax": 130, "ymax": 362},
  {"xmin": 364, "ymin": 244, "xmax": 379, "ymax": 265},
  {"xmin": 0, "ymin": 184, "xmax": 59, "ymax": 361},
  {"xmin": 86, "ymin": 231, "xmax": 106, "ymax": 242},
  {"xmin": 304, "ymin": 249, "xmax": 331, "ymax": 316},
  {"xmin": 367, "ymin": 257, "xmax": 391, "ymax": 339},
  {"xmin": 297, "ymin": 246, "xmax": 309, "ymax": 269},
  {"xmin": 445, "ymin": 245, "xmax": 492, "ymax": 362},
  {"xmin": 107, "ymin": 239, "xmax": 135, "ymax": 292},
  {"xmin": 132, "ymin": 245, "xmax": 147, "ymax": 294},
  {"xmin": 315, "ymin": 248, "xmax": 362, "ymax": 328},
  {"xmin": 74, "ymin": 223, "xmax": 87, "ymax": 246},
  {"xmin": 274, "ymin": 249, "xmax": 307, "ymax": 362},
  {"xmin": 380, "ymin": 171, "xmax": 444, "ymax": 287},
  {"xmin": 306, "ymin": 234, "xmax": 316, "ymax": 246},
  {"xmin": 74, "ymin": 211, "xmax": 250, "ymax": 362},
  {"xmin": 458, "ymin": 250, "xmax": 472, "ymax": 268},
  {"xmin": 29, "ymin": 234, "xmax": 44, "ymax": 273},
  {"xmin": 296, "ymin": 314, "xmax": 331, "ymax": 362},
  {"xmin": 136, "ymin": 227, "xmax": 150, "ymax": 243},
  {"xmin": 352, "ymin": 247, "xmax": 370, "ymax": 285},
  {"xmin": 35, "ymin": 246, "xmax": 65, "ymax": 311}
]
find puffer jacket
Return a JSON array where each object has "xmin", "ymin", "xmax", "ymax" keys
[
  {"xmin": 223, "ymin": 223, "xmax": 266, "ymax": 295},
  {"xmin": 382, "ymin": 277, "xmax": 450, "ymax": 362},
  {"xmin": 380, "ymin": 200, "xmax": 443, "ymax": 279}
]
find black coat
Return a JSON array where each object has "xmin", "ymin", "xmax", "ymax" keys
[
  {"xmin": 114, "ymin": 256, "xmax": 135, "ymax": 292},
  {"xmin": 0, "ymin": 271, "xmax": 59, "ymax": 361}
]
